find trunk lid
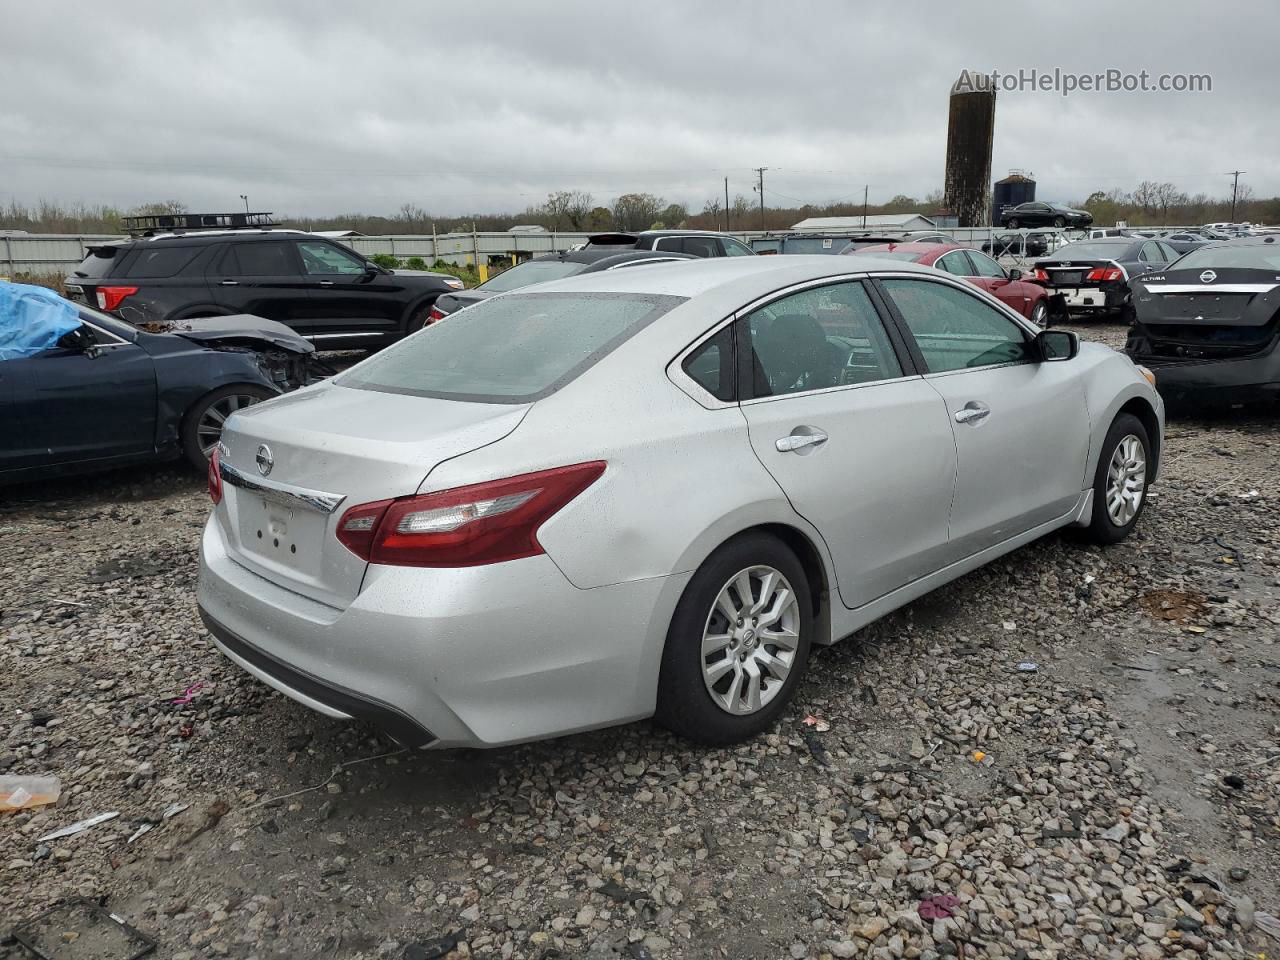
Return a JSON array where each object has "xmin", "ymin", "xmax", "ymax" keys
[
  {"xmin": 1130, "ymin": 268, "xmax": 1280, "ymax": 361},
  {"xmin": 216, "ymin": 382, "xmax": 529, "ymax": 607},
  {"xmin": 1033, "ymin": 258, "xmax": 1123, "ymax": 289}
]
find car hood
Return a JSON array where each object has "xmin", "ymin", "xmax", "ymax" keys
[{"xmin": 144, "ymin": 314, "xmax": 315, "ymax": 354}]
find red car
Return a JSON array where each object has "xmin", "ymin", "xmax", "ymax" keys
[{"xmin": 847, "ymin": 242, "xmax": 1051, "ymax": 327}]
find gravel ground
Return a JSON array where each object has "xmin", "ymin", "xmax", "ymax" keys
[{"xmin": 2, "ymin": 321, "xmax": 1277, "ymax": 960}]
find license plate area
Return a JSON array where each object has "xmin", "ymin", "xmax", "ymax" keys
[
  {"xmin": 235, "ymin": 493, "xmax": 328, "ymax": 578},
  {"xmin": 1054, "ymin": 271, "xmax": 1084, "ymax": 285}
]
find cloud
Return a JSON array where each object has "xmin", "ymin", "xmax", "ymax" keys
[{"xmin": 1, "ymin": 0, "xmax": 1273, "ymax": 217}]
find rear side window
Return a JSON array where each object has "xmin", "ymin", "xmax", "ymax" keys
[
  {"xmin": 338, "ymin": 292, "xmax": 684, "ymax": 403},
  {"xmin": 218, "ymin": 242, "xmax": 297, "ymax": 276},
  {"xmin": 682, "ymin": 325, "xmax": 735, "ymax": 401},
  {"xmin": 881, "ymin": 279, "xmax": 1030, "ymax": 373},
  {"xmin": 681, "ymin": 237, "xmax": 719, "ymax": 258},
  {"xmin": 124, "ymin": 246, "xmax": 199, "ymax": 278},
  {"xmin": 721, "ymin": 237, "xmax": 755, "ymax": 257},
  {"xmin": 73, "ymin": 247, "xmax": 122, "ymax": 278}
]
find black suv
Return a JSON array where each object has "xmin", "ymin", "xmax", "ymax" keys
[
  {"xmin": 583, "ymin": 229, "xmax": 756, "ymax": 257},
  {"xmin": 64, "ymin": 213, "xmax": 464, "ymax": 349}
]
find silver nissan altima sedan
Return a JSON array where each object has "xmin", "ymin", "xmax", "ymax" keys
[{"xmin": 198, "ymin": 256, "xmax": 1163, "ymax": 747}]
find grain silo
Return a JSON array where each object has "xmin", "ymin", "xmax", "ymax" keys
[{"xmin": 943, "ymin": 73, "xmax": 997, "ymax": 228}]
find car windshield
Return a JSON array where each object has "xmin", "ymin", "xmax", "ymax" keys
[
  {"xmin": 478, "ymin": 259, "xmax": 588, "ymax": 293},
  {"xmin": 856, "ymin": 250, "xmax": 921, "ymax": 261},
  {"xmin": 1172, "ymin": 244, "xmax": 1280, "ymax": 271},
  {"xmin": 337, "ymin": 291, "xmax": 684, "ymax": 403},
  {"xmin": 1049, "ymin": 242, "xmax": 1128, "ymax": 260}
]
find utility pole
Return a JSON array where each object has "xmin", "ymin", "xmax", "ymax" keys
[
  {"xmin": 1226, "ymin": 170, "xmax": 1246, "ymax": 221},
  {"xmin": 862, "ymin": 185, "xmax": 869, "ymax": 229},
  {"xmin": 724, "ymin": 177, "xmax": 730, "ymax": 231},
  {"xmin": 239, "ymin": 194, "xmax": 249, "ymax": 215},
  {"xmin": 753, "ymin": 167, "xmax": 768, "ymax": 229}
]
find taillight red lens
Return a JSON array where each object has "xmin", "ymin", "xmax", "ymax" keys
[
  {"xmin": 208, "ymin": 446, "xmax": 223, "ymax": 505},
  {"xmin": 337, "ymin": 462, "xmax": 606, "ymax": 567},
  {"xmin": 1032, "ymin": 268, "xmax": 1049, "ymax": 282},
  {"xmin": 426, "ymin": 306, "xmax": 446, "ymax": 325},
  {"xmin": 96, "ymin": 286, "xmax": 138, "ymax": 311},
  {"xmin": 1085, "ymin": 267, "xmax": 1123, "ymax": 282}
]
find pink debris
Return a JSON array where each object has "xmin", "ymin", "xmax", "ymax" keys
[{"xmin": 918, "ymin": 894, "xmax": 961, "ymax": 920}]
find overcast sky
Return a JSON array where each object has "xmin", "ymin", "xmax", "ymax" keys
[{"xmin": 2, "ymin": 1, "xmax": 1275, "ymax": 219}]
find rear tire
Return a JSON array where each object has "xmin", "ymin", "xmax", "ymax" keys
[
  {"xmin": 1007, "ymin": 218, "xmax": 1019, "ymax": 229},
  {"xmin": 180, "ymin": 385, "xmax": 274, "ymax": 470},
  {"xmin": 1085, "ymin": 413, "xmax": 1151, "ymax": 545},
  {"xmin": 655, "ymin": 533, "xmax": 813, "ymax": 745},
  {"xmin": 1053, "ymin": 216, "xmax": 1066, "ymax": 228}
]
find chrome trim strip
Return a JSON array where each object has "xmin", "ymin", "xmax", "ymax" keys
[
  {"xmin": 220, "ymin": 461, "xmax": 346, "ymax": 514},
  {"xmin": 305, "ymin": 332, "xmax": 385, "ymax": 340},
  {"xmin": 1142, "ymin": 283, "xmax": 1277, "ymax": 294}
]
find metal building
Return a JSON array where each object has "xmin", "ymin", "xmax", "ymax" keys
[
  {"xmin": 943, "ymin": 73, "xmax": 997, "ymax": 228},
  {"xmin": 992, "ymin": 170, "xmax": 1036, "ymax": 223}
]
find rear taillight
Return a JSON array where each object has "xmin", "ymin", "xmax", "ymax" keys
[
  {"xmin": 208, "ymin": 445, "xmax": 223, "ymax": 505},
  {"xmin": 336, "ymin": 462, "xmax": 606, "ymax": 567},
  {"xmin": 1085, "ymin": 267, "xmax": 1124, "ymax": 282},
  {"xmin": 95, "ymin": 285, "xmax": 138, "ymax": 311},
  {"xmin": 426, "ymin": 306, "xmax": 446, "ymax": 324},
  {"xmin": 1032, "ymin": 268, "xmax": 1049, "ymax": 282}
]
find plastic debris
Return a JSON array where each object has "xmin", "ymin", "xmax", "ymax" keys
[
  {"xmin": 1255, "ymin": 910, "xmax": 1280, "ymax": 942},
  {"xmin": 918, "ymin": 894, "xmax": 960, "ymax": 920},
  {"xmin": 802, "ymin": 715, "xmax": 831, "ymax": 732},
  {"xmin": 1237, "ymin": 490, "xmax": 1260, "ymax": 499},
  {"xmin": 1017, "ymin": 661, "xmax": 1038, "ymax": 673},
  {"xmin": 971, "ymin": 751, "xmax": 986, "ymax": 763},
  {"xmin": 1002, "ymin": 620, "xmax": 1016, "ymax": 631},
  {"xmin": 0, "ymin": 281, "xmax": 82, "ymax": 360},
  {"xmin": 404, "ymin": 937, "xmax": 460, "ymax": 960},
  {"xmin": 0, "ymin": 774, "xmax": 61, "ymax": 813},
  {"xmin": 171, "ymin": 682, "xmax": 206, "ymax": 705},
  {"xmin": 37, "ymin": 810, "xmax": 119, "ymax": 842}
]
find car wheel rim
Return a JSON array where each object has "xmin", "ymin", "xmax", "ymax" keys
[
  {"xmin": 1105, "ymin": 434, "xmax": 1146, "ymax": 526},
  {"xmin": 700, "ymin": 565, "xmax": 801, "ymax": 716},
  {"xmin": 1032, "ymin": 303, "xmax": 1048, "ymax": 327},
  {"xmin": 197, "ymin": 394, "xmax": 262, "ymax": 458}
]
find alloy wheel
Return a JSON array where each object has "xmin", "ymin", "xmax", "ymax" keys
[
  {"xmin": 1105, "ymin": 434, "xmax": 1146, "ymax": 526},
  {"xmin": 197, "ymin": 394, "xmax": 264, "ymax": 459},
  {"xmin": 701, "ymin": 565, "xmax": 801, "ymax": 715}
]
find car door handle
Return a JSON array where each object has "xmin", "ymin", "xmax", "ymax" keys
[
  {"xmin": 954, "ymin": 405, "xmax": 991, "ymax": 424},
  {"xmin": 219, "ymin": 279, "xmax": 239, "ymax": 286},
  {"xmin": 318, "ymin": 280, "xmax": 334, "ymax": 287},
  {"xmin": 775, "ymin": 431, "xmax": 828, "ymax": 452}
]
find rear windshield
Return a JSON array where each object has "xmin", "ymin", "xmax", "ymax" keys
[
  {"xmin": 338, "ymin": 291, "xmax": 685, "ymax": 403},
  {"xmin": 124, "ymin": 246, "xmax": 199, "ymax": 278},
  {"xmin": 72, "ymin": 246, "xmax": 123, "ymax": 278},
  {"xmin": 479, "ymin": 259, "xmax": 586, "ymax": 293},
  {"xmin": 1172, "ymin": 243, "xmax": 1280, "ymax": 271},
  {"xmin": 1048, "ymin": 242, "xmax": 1130, "ymax": 260},
  {"xmin": 854, "ymin": 250, "xmax": 920, "ymax": 261}
]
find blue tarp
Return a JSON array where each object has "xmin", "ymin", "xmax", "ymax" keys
[{"xmin": 0, "ymin": 281, "xmax": 82, "ymax": 361}]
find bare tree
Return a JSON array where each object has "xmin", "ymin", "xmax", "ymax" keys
[
  {"xmin": 701, "ymin": 198, "xmax": 723, "ymax": 230},
  {"xmin": 564, "ymin": 191, "xmax": 594, "ymax": 230},
  {"xmin": 543, "ymin": 191, "xmax": 573, "ymax": 230},
  {"xmin": 1153, "ymin": 182, "xmax": 1186, "ymax": 223},
  {"xmin": 397, "ymin": 203, "xmax": 431, "ymax": 233},
  {"xmin": 1131, "ymin": 181, "xmax": 1160, "ymax": 215},
  {"xmin": 611, "ymin": 193, "xmax": 665, "ymax": 232}
]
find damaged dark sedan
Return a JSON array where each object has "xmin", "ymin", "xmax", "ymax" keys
[
  {"xmin": 1, "ymin": 290, "xmax": 323, "ymax": 483},
  {"xmin": 1125, "ymin": 236, "xmax": 1280, "ymax": 409}
]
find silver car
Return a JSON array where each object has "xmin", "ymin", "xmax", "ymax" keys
[{"xmin": 198, "ymin": 256, "xmax": 1163, "ymax": 747}]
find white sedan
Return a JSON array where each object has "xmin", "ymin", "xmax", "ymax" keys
[{"xmin": 198, "ymin": 256, "xmax": 1162, "ymax": 747}]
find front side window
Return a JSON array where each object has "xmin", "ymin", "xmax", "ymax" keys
[
  {"xmin": 744, "ymin": 281, "xmax": 902, "ymax": 398},
  {"xmin": 298, "ymin": 241, "xmax": 367, "ymax": 275},
  {"xmin": 338, "ymin": 292, "xmax": 683, "ymax": 403},
  {"xmin": 220, "ymin": 242, "xmax": 296, "ymax": 277},
  {"xmin": 881, "ymin": 278, "xmax": 1030, "ymax": 373},
  {"xmin": 967, "ymin": 251, "xmax": 1006, "ymax": 278}
]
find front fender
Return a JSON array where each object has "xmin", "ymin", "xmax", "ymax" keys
[
  {"xmin": 1076, "ymin": 349, "xmax": 1165, "ymax": 487},
  {"xmin": 152, "ymin": 349, "xmax": 278, "ymax": 453}
]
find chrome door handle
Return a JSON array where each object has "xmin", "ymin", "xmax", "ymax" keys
[
  {"xmin": 219, "ymin": 280, "xmax": 239, "ymax": 286},
  {"xmin": 954, "ymin": 406, "xmax": 990, "ymax": 424},
  {"xmin": 319, "ymin": 280, "xmax": 334, "ymax": 287},
  {"xmin": 776, "ymin": 431, "xmax": 828, "ymax": 452}
]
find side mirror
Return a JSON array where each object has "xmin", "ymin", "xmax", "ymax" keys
[
  {"xmin": 1037, "ymin": 329, "xmax": 1078, "ymax": 362},
  {"xmin": 1007, "ymin": 268, "xmax": 1022, "ymax": 280},
  {"xmin": 362, "ymin": 263, "xmax": 382, "ymax": 280}
]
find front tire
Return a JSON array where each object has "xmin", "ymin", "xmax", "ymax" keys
[
  {"xmin": 1007, "ymin": 218, "xmax": 1019, "ymax": 229},
  {"xmin": 1053, "ymin": 216, "xmax": 1066, "ymax": 228},
  {"xmin": 1030, "ymin": 301, "xmax": 1049, "ymax": 328},
  {"xmin": 655, "ymin": 533, "xmax": 813, "ymax": 745},
  {"xmin": 1085, "ymin": 413, "xmax": 1151, "ymax": 544},
  {"xmin": 180, "ymin": 385, "xmax": 275, "ymax": 470}
]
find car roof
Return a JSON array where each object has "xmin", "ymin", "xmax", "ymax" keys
[
  {"xmin": 518, "ymin": 253, "xmax": 937, "ymax": 300},
  {"xmin": 528, "ymin": 248, "xmax": 682, "ymax": 266},
  {"xmin": 851, "ymin": 242, "xmax": 964, "ymax": 257}
]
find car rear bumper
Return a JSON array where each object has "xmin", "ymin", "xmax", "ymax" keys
[
  {"xmin": 197, "ymin": 515, "xmax": 686, "ymax": 748},
  {"xmin": 1135, "ymin": 351, "xmax": 1280, "ymax": 407}
]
